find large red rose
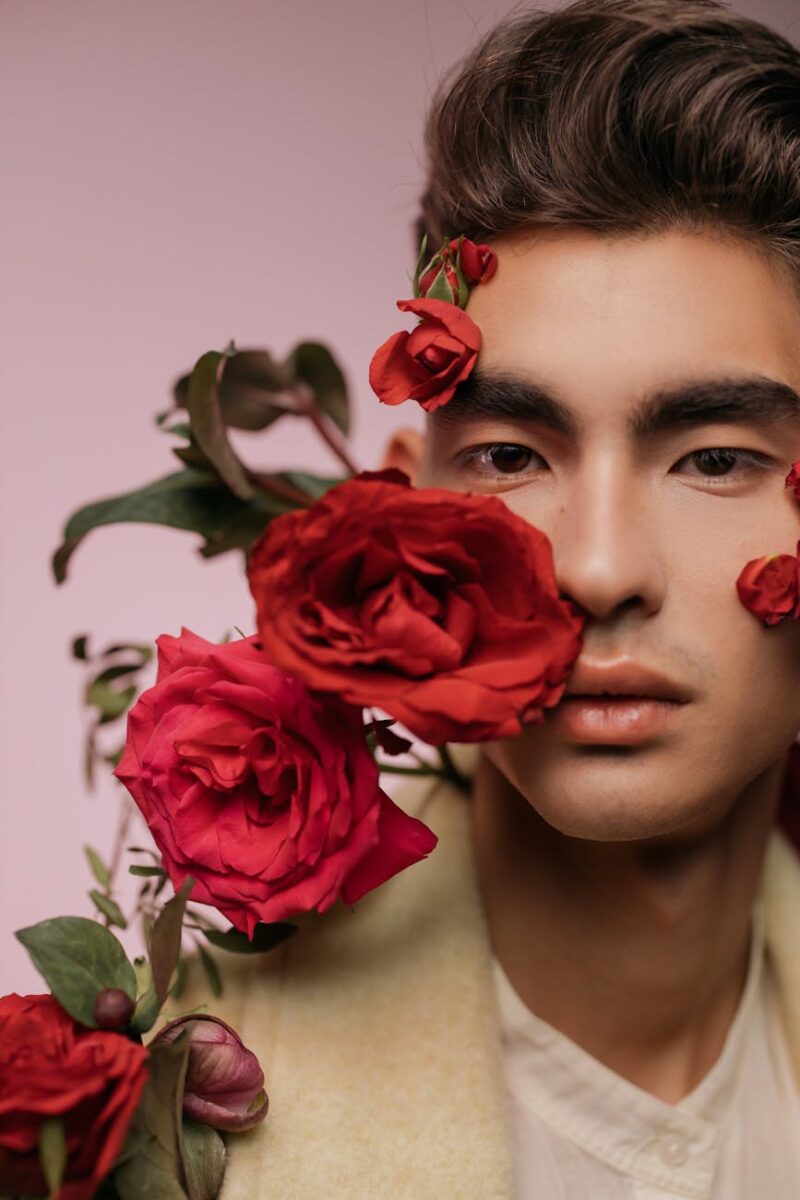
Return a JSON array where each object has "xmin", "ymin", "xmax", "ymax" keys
[
  {"xmin": 247, "ymin": 471, "xmax": 584, "ymax": 745},
  {"xmin": 0, "ymin": 993, "xmax": 148, "ymax": 1200},
  {"xmin": 368, "ymin": 297, "xmax": 480, "ymax": 411},
  {"xmin": 115, "ymin": 630, "xmax": 436, "ymax": 936},
  {"xmin": 736, "ymin": 549, "xmax": 800, "ymax": 625}
]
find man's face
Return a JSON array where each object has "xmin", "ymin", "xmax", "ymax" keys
[{"xmin": 416, "ymin": 227, "xmax": 800, "ymax": 841}]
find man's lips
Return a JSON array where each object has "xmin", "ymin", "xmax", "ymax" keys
[{"xmin": 549, "ymin": 659, "xmax": 693, "ymax": 744}]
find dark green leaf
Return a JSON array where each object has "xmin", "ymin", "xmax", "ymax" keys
[
  {"xmin": 53, "ymin": 469, "xmax": 271, "ymax": 582},
  {"xmin": 203, "ymin": 921, "xmax": 298, "ymax": 955},
  {"xmin": 71, "ymin": 634, "xmax": 90, "ymax": 661},
  {"xmin": 16, "ymin": 916, "xmax": 136, "ymax": 1027},
  {"xmin": 149, "ymin": 878, "xmax": 195, "ymax": 1006},
  {"xmin": 39, "ymin": 1117, "xmax": 67, "ymax": 1197},
  {"xmin": 217, "ymin": 348, "xmax": 296, "ymax": 431},
  {"xmin": 131, "ymin": 983, "xmax": 161, "ymax": 1035},
  {"xmin": 84, "ymin": 844, "xmax": 112, "ymax": 891},
  {"xmin": 113, "ymin": 1036, "xmax": 191, "ymax": 1199},
  {"xmin": 197, "ymin": 945, "xmax": 222, "ymax": 998},
  {"xmin": 288, "ymin": 341, "xmax": 350, "ymax": 436},
  {"xmin": 187, "ymin": 349, "xmax": 255, "ymax": 501},
  {"xmin": 102, "ymin": 642, "xmax": 153, "ymax": 660},
  {"xmin": 424, "ymin": 265, "xmax": 456, "ymax": 304},
  {"xmin": 129, "ymin": 864, "xmax": 166, "ymax": 878},
  {"xmin": 90, "ymin": 890, "xmax": 128, "ymax": 930},
  {"xmin": 181, "ymin": 1120, "xmax": 226, "ymax": 1200},
  {"xmin": 171, "ymin": 955, "xmax": 189, "ymax": 1002},
  {"xmin": 163, "ymin": 421, "xmax": 193, "ymax": 439}
]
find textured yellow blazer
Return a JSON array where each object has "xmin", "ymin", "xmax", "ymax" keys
[{"xmin": 176, "ymin": 755, "xmax": 800, "ymax": 1200}]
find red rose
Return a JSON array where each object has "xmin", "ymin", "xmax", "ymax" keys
[
  {"xmin": 455, "ymin": 238, "xmax": 497, "ymax": 284},
  {"xmin": 785, "ymin": 460, "xmax": 800, "ymax": 499},
  {"xmin": 736, "ymin": 550, "xmax": 800, "ymax": 625},
  {"xmin": 417, "ymin": 257, "xmax": 461, "ymax": 300},
  {"xmin": 368, "ymin": 297, "xmax": 480, "ymax": 411},
  {"xmin": 247, "ymin": 471, "xmax": 584, "ymax": 745},
  {"xmin": 115, "ymin": 630, "xmax": 436, "ymax": 936},
  {"xmin": 0, "ymin": 993, "xmax": 148, "ymax": 1200}
]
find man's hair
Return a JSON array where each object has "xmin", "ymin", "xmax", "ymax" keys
[{"xmin": 417, "ymin": 0, "xmax": 800, "ymax": 274}]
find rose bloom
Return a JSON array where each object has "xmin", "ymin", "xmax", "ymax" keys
[
  {"xmin": 247, "ymin": 470, "xmax": 584, "ymax": 746},
  {"xmin": 417, "ymin": 238, "xmax": 498, "ymax": 297},
  {"xmin": 0, "ymin": 993, "xmax": 148, "ymax": 1200},
  {"xmin": 152, "ymin": 1015, "xmax": 268, "ymax": 1133},
  {"xmin": 369, "ymin": 297, "xmax": 481, "ymax": 412},
  {"xmin": 736, "ymin": 549, "xmax": 800, "ymax": 626},
  {"xmin": 115, "ymin": 630, "xmax": 436, "ymax": 936}
]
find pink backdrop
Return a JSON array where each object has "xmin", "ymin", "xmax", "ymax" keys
[{"xmin": 3, "ymin": 0, "xmax": 798, "ymax": 992}]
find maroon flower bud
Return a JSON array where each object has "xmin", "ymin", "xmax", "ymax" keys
[
  {"xmin": 152, "ymin": 1014, "xmax": 269, "ymax": 1132},
  {"xmin": 93, "ymin": 988, "xmax": 135, "ymax": 1030}
]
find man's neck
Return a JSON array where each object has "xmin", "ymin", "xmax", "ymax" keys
[{"xmin": 470, "ymin": 752, "xmax": 783, "ymax": 1103}]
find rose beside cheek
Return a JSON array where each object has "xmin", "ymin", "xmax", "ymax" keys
[
  {"xmin": 736, "ymin": 551, "xmax": 800, "ymax": 625},
  {"xmin": 0, "ymin": 993, "xmax": 148, "ymax": 1200}
]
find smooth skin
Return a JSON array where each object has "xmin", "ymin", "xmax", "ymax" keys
[{"xmin": 380, "ymin": 227, "xmax": 800, "ymax": 1102}]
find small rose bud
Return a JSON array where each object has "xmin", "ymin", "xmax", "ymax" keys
[
  {"xmin": 736, "ymin": 551, "xmax": 800, "ymax": 626},
  {"xmin": 456, "ymin": 238, "xmax": 497, "ymax": 285},
  {"xmin": 152, "ymin": 1014, "xmax": 269, "ymax": 1132},
  {"xmin": 93, "ymin": 987, "xmax": 135, "ymax": 1030}
]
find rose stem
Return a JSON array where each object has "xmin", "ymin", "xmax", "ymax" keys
[
  {"xmin": 437, "ymin": 744, "xmax": 471, "ymax": 793},
  {"xmin": 293, "ymin": 383, "xmax": 362, "ymax": 476},
  {"xmin": 251, "ymin": 473, "xmax": 312, "ymax": 507},
  {"xmin": 375, "ymin": 764, "xmax": 440, "ymax": 777}
]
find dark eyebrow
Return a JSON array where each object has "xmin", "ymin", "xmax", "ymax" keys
[{"xmin": 432, "ymin": 369, "xmax": 800, "ymax": 439}]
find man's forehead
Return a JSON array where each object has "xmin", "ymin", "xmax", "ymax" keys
[{"xmin": 429, "ymin": 367, "xmax": 800, "ymax": 440}]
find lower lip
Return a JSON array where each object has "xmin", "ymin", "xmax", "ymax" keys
[{"xmin": 547, "ymin": 697, "xmax": 686, "ymax": 744}]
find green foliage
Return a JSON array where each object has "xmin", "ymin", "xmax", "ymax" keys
[
  {"xmin": 84, "ymin": 844, "xmax": 112, "ymax": 891},
  {"xmin": 113, "ymin": 1036, "xmax": 191, "ymax": 1200},
  {"xmin": 186, "ymin": 346, "xmax": 255, "ymax": 502},
  {"xmin": 15, "ymin": 916, "xmax": 137, "ymax": 1028},
  {"xmin": 90, "ymin": 889, "xmax": 128, "ymax": 930},
  {"xmin": 202, "ymin": 921, "xmax": 298, "ymax": 955},
  {"xmin": 149, "ymin": 879, "xmax": 195, "ymax": 1006},
  {"xmin": 181, "ymin": 1120, "xmax": 226, "ymax": 1200},
  {"xmin": 39, "ymin": 1117, "xmax": 67, "ymax": 1198},
  {"xmin": 288, "ymin": 341, "xmax": 350, "ymax": 435},
  {"xmin": 196, "ymin": 944, "xmax": 222, "ymax": 998}
]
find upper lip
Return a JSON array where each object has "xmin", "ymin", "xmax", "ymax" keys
[{"xmin": 563, "ymin": 660, "xmax": 693, "ymax": 703}]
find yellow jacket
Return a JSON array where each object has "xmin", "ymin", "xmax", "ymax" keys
[{"xmin": 177, "ymin": 758, "xmax": 800, "ymax": 1200}]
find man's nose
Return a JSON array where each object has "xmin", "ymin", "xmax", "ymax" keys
[{"xmin": 549, "ymin": 458, "xmax": 666, "ymax": 623}]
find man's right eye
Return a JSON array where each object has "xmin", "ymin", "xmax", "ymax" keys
[{"xmin": 456, "ymin": 443, "xmax": 547, "ymax": 478}]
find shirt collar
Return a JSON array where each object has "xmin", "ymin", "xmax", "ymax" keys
[{"xmin": 492, "ymin": 898, "xmax": 767, "ymax": 1198}]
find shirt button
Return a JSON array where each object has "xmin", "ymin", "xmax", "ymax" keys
[{"xmin": 657, "ymin": 1132, "xmax": 688, "ymax": 1166}]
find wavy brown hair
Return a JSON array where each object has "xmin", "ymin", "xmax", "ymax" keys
[{"xmin": 417, "ymin": 0, "xmax": 800, "ymax": 272}]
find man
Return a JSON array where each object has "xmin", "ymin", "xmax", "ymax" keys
[{"xmin": 179, "ymin": 2, "xmax": 800, "ymax": 1195}]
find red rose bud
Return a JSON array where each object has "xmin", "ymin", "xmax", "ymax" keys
[
  {"xmin": 785, "ymin": 460, "xmax": 800, "ymax": 499},
  {"xmin": 152, "ymin": 1015, "xmax": 269, "ymax": 1132},
  {"xmin": 247, "ymin": 470, "xmax": 584, "ymax": 745},
  {"xmin": 0, "ymin": 994, "xmax": 148, "ymax": 1200},
  {"xmin": 115, "ymin": 630, "xmax": 436, "ymax": 933},
  {"xmin": 455, "ymin": 238, "xmax": 497, "ymax": 284},
  {"xmin": 736, "ymin": 552, "xmax": 800, "ymax": 625},
  {"xmin": 418, "ymin": 257, "xmax": 461, "ymax": 303},
  {"xmin": 369, "ymin": 297, "xmax": 481, "ymax": 411},
  {"xmin": 93, "ymin": 987, "xmax": 135, "ymax": 1030}
]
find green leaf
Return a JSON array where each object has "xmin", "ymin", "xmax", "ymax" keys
[
  {"xmin": 39, "ymin": 1117, "xmax": 67, "ymax": 1198},
  {"xmin": 131, "ymin": 983, "xmax": 161, "ymax": 1035},
  {"xmin": 181, "ymin": 1119, "xmax": 226, "ymax": 1200},
  {"xmin": 52, "ymin": 469, "xmax": 273, "ymax": 582},
  {"xmin": 90, "ymin": 889, "xmax": 128, "ymax": 930},
  {"xmin": 113, "ymin": 1036, "xmax": 191, "ymax": 1200},
  {"xmin": 288, "ymin": 341, "xmax": 350, "ymax": 436},
  {"xmin": 149, "ymin": 878, "xmax": 195, "ymax": 1006},
  {"xmin": 187, "ymin": 349, "xmax": 255, "ymax": 501},
  {"xmin": 84, "ymin": 844, "xmax": 112, "ymax": 891},
  {"xmin": 86, "ymin": 679, "xmax": 137, "ymax": 725},
  {"xmin": 412, "ymin": 232, "xmax": 430, "ymax": 296},
  {"xmin": 217, "ymin": 349, "xmax": 296, "ymax": 431},
  {"xmin": 424, "ymin": 265, "xmax": 456, "ymax": 304},
  {"xmin": 16, "ymin": 916, "xmax": 136, "ymax": 1028},
  {"xmin": 129, "ymin": 864, "xmax": 166, "ymax": 877},
  {"xmin": 203, "ymin": 921, "xmax": 298, "ymax": 955},
  {"xmin": 197, "ymin": 944, "xmax": 222, "ymax": 998}
]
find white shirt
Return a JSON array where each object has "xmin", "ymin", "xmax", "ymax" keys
[{"xmin": 493, "ymin": 897, "xmax": 800, "ymax": 1199}]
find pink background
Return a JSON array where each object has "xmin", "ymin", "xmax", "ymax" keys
[{"xmin": 3, "ymin": 0, "xmax": 798, "ymax": 992}]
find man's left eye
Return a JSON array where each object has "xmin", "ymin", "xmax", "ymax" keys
[
  {"xmin": 672, "ymin": 448, "xmax": 771, "ymax": 479},
  {"xmin": 457, "ymin": 443, "xmax": 544, "ymax": 477}
]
